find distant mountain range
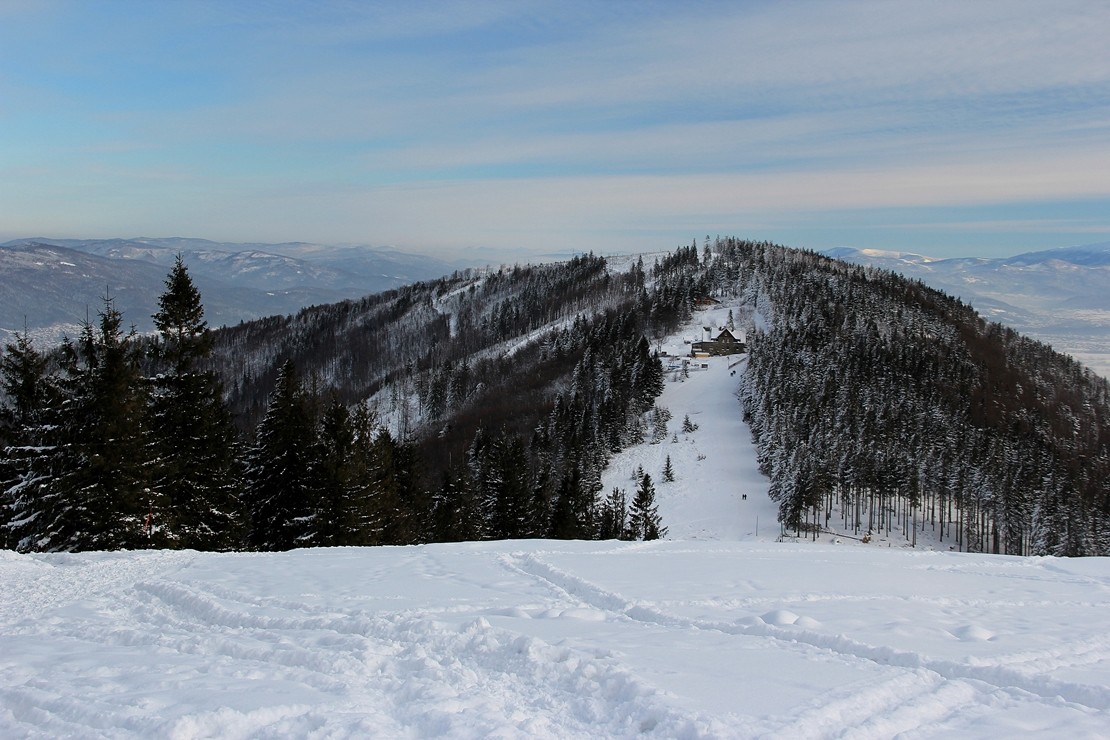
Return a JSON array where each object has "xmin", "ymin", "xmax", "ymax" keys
[
  {"xmin": 0, "ymin": 237, "xmax": 467, "ymax": 344},
  {"xmin": 822, "ymin": 242, "xmax": 1110, "ymax": 377},
  {"xmin": 4, "ymin": 235, "xmax": 1109, "ymax": 378}
]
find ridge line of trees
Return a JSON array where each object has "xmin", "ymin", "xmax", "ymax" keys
[
  {"xmin": 4, "ymin": 238, "xmax": 1108, "ymax": 555},
  {"xmin": 1, "ymin": 253, "xmax": 672, "ymax": 551}
]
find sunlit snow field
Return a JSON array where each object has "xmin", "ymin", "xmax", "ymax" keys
[{"xmin": 2, "ymin": 307, "xmax": 1109, "ymax": 738}]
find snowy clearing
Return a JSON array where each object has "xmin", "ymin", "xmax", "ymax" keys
[{"xmin": 2, "ymin": 305, "xmax": 1109, "ymax": 738}]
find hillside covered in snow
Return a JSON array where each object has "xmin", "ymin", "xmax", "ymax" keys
[
  {"xmin": 4, "ymin": 237, "xmax": 1110, "ymax": 735},
  {"xmin": 3, "ymin": 336, "xmax": 1109, "ymax": 737},
  {"xmin": 4, "ymin": 240, "xmax": 1109, "ymax": 557}
]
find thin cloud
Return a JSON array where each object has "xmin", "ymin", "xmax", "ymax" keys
[{"xmin": 2, "ymin": 1, "xmax": 1109, "ymax": 256}]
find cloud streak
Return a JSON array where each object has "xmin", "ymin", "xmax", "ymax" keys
[{"xmin": 1, "ymin": 0, "xmax": 1109, "ymax": 258}]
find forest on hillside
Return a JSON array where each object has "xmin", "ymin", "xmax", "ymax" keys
[
  {"xmin": 725, "ymin": 240, "xmax": 1110, "ymax": 556},
  {"xmin": 1, "ymin": 239, "xmax": 1108, "ymax": 555}
]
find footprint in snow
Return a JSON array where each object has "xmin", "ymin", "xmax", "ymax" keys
[
  {"xmin": 760, "ymin": 609, "xmax": 821, "ymax": 628},
  {"xmin": 951, "ymin": 624, "xmax": 995, "ymax": 641}
]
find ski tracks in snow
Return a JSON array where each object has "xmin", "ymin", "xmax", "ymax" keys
[
  {"xmin": 1, "ymin": 552, "xmax": 708, "ymax": 739},
  {"xmin": 3, "ymin": 546, "xmax": 1108, "ymax": 738},
  {"xmin": 502, "ymin": 551, "xmax": 1110, "ymax": 739}
]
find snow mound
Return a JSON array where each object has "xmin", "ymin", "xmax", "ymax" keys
[
  {"xmin": 952, "ymin": 624, "xmax": 996, "ymax": 642},
  {"xmin": 761, "ymin": 608, "xmax": 801, "ymax": 625}
]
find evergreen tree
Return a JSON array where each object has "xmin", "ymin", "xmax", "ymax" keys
[
  {"xmin": 148, "ymin": 256, "xmax": 242, "ymax": 550},
  {"xmin": 650, "ymin": 406, "xmax": 671, "ymax": 444},
  {"xmin": 368, "ymin": 427, "xmax": 425, "ymax": 545},
  {"xmin": 152, "ymin": 255, "xmax": 211, "ymax": 372},
  {"xmin": 0, "ymin": 332, "xmax": 57, "ymax": 549},
  {"xmin": 662, "ymin": 455, "xmax": 675, "ymax": 483},
  {"xmin": 632, "ymin": 337, "xmax": 664, "ymax": 414},
  {"xmin": 244, "ymin": 360, "xmax": 318, "ymax": 551},
  {"xmin": 340, "ymin": 403, "xmax": 385, "ymax": 545},
  {"xmin": 547, "ymin": 444, "xmax": 603, "ymax": 541},
  {"xmin": 430, "ymin": 464, "xmax": 483, "ymax": 542},
  {"xmin": 313, "ymin": 396, "xmax": 358, "ymax": 547},
  {"xmin": 629, "ymin": 472, "xmax": 666, "ymax": 541},
  {"xmin": 0, "ymin": 331, "xmax": 53, "ymax": 433},
  {"xmin": 476, "ymin": 431, "xmax": 532, "ymax": 540},
  {"xmin": 28, "ymin": 297, "xmax": 150, "ymax": 551},
  {"xmin": 598, "ymin": 487, "xmax": 628, "ymax": 540}
]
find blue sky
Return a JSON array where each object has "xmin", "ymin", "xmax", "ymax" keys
[{"xmin": 2, "ymin": 1, "xmax": 1109, "ymax": 260}]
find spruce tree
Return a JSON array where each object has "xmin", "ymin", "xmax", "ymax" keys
[
  {"xmin": 632, "ymin": 336, "xmax": 664, "ymax": 414},
  {"xmin": 313, "ymin": 396, "xmax": 357, "ymax": 547},
  {"xmin": 0, "ymin": 331, "xmax": 53, "ymax": 432},
  {"xmin": 26, "ymin": 297, "xmax": 150, "ymax": 551},
  {"xmin": 0, "ymin": 332, "xmax": 57, "ymax": 550},
  {"xmin": 598, "ymin": 487, "xmax": 628, "ymax": 540},
  {"xmin": 148, "ymin": 256, "xmax": 242, "ymax": 550},
  {"xmin": 368, "ymin": 427, "xmax": 424, "ymax": 545},
  {"xmin": 480, "ymin": 431, "xmax": 531, "ymax": 539},
  {"xmin": 430, "ymin": 464, "xmax": 483, "ymax": 543},
  {"xmin": 629, "ymin": 472, "xmax": 666, "ymax": 541},
  {"xmin": 548, "ymin": 468, "xmax": 584, "ymax": 540},
  {"xmin": 341, "ymin": 403, "xmax": 386, "ymax": 545},
  {"xmin": 244, "ymin": 360, "xmax": 318, "ymax": 551}
]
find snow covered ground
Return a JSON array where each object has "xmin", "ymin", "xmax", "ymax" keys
[
  {"xmin": 2, "ymin": 306, "xmax": 1109, "ymax": 738},
  {"xmin": 3, "ymin": 543, "xmax": 1109, "ymax": 738}
]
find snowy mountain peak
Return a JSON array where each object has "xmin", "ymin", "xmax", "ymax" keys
[{"xmin": 824, "ymin": 246, "xmax": 936, "ymax": 263}]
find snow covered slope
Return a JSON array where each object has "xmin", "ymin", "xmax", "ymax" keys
[
  {"xmin": 2, "ymin": 305, "xmax": 1109, "ymax": 738},
  {"xmin": 601, "ymin": 308, "xmax": 772, "ymax": 542},
  {"xmin": 2, "ymin": 543, "xmax": 1108, "ymax": 738}
]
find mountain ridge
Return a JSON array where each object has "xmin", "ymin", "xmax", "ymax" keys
[
  {"xmin": 3, "ymin": 238, "xmax": 1108, "ymax": 557},
  {"xmin": 822, "ymin": 242, "xmax": 1110, "ymax": 377},
  {"xmin": 6, "ymin": 235, "xmax": 1109, "ymax": 379},
  {"xmin": 0, "ymin": 237, "xmax": 469, "ymax": 342}
]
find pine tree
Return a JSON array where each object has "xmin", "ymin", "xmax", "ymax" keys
[
  {"xmin": 548, "ymin": 452, "xmax": 602, "ymax": 541},
  {"xmin": 313, "ymin": 396, "xmax": 358, "ymax": 547},
  {"xmin": 598, "ymin": 487, "xmax": 628, "ymax": 540},
  {"xmin": 367, "ymin": 427, "xmax": 425, "ymax": 545},
  {"xmin": 477, "ymin": 431, "xmax": 531, "ymax": 540},
  {"xmin": 30, "ymin": 296, "xmax": 151, "ymax": 551},
  {"xmin": 0, "ymin": 332, "xmax": 58, "ymax": 550},
  {"xmin": 650, "ymin": 407, "xmax": 670, "ymax": 444},
  {"xmin": 0, "ymin": 331, "xmax": 53, "ymax": 433},
  {"xmin": 430, "ymin": 463, "xmax": 483, "ymax": 543},
  {"xmin": 152, "ymin": 255, "xmax": 211, "ymax": 372},
  {"xmin": 632, "ymin": 336, "xmax": 664, "ymax": 414},
  {"xmin": 662, "ymin": 455, "xmax": 675, "ymax": 482},
  {"xmin": 148, "ymin": 256, "xmax": 242, "ymax": 550},
  {"xmin": 338, "ymin": 403, "xmax": 388, "ymax": 545},
  {"xmin": 629, "ymin": 472, "xmax": 666, "ymax": 541},
  {"xmin": 244, "ymin": 360, "xmax": 318, "ymax": 551}
]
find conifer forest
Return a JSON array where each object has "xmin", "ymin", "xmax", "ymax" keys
[{"xmin": 2, "ymin": 240, "xmax": 1108, "ymax": 555}]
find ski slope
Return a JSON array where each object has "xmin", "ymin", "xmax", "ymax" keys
[
  {"xmin": 602, "ymin": 350, "xmax": 772, "ymax": 542},
  {"xmin": 2, "ymin": 308, "xmax": 1109, "ymax": 738}
]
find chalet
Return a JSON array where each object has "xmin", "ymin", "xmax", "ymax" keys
[
  {"xmin": 691, "ymin": 327, "xmax": 746, "ymax": 357},
  {"xmin": 692, "ymin": 296, "xmax": 721, "ymax": 310}
]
